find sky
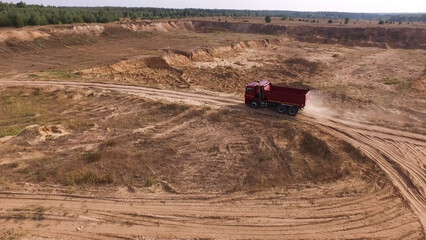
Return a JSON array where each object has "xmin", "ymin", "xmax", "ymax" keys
[{"xmin": 4, "ymin": 0, "xmax": 426, "ymax": 13}]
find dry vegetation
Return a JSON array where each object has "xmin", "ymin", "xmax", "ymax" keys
[
  {"xmin": 0, "ymin": 86, "xmax": 387, "ymax": 194},
  {"xmin": 0, "ymin": 19, "xmax": 424, "ymax": 239}
]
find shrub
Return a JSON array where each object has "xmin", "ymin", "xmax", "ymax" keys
[
  {"xmin": 344, "ymin": 17, "xmax": 349, "ymax": 24},
  {"xmin": 378, "ymin": 20, "xmax": 385, "ymax": 24},
  {"xmin": 265, "ymin": 15, "xmax": 271, "ymax": 23},
  {"xmin": 328, "ymin": 19, "xmax": 333, "ymax": 23}
]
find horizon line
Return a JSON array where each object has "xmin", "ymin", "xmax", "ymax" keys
[{"xmin": 3, "ymin": 2, "xmax": 425, "ymax": 14}]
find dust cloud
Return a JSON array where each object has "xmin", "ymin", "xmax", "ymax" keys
[
  {"xmin": 303, "ymin": 90, "xmax": 338, "ymax": 119},
  {"xmin": 302, "ymin": 90, "xmax": 371, "ymax": 127}
]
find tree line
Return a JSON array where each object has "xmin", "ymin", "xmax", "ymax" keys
[{"xmin": 1, "ymin": 1, "xmax": 424, "ymax": 28}]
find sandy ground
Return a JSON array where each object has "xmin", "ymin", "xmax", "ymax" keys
[
  {"xmin": 0, "ymin": 80, "xmax": 424, "ymax": 239},
  {"xmin": 0, "ymin": 184, "xmax": 420, "ymax": 239},
  {"xmin": 0, "ymin": 19, "xmax": 425, "ymax": 239}
]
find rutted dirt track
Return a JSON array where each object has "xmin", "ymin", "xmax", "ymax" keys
[
  {"xmin": 0, "ymin": 80, "xmax": 424, "ymax": 238},
  {"xmin": 0, "ymin": 185, "xmax": 421, "ymax": 239},
  {"xmin": 299, "ymin": 114, "xmax": 426, "ymax": 229},
  {"xmin": 0, "ymin": 81, "xmax": 243, "ymax": 107}
]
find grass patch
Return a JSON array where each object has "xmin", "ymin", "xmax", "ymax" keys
[
  {"xmin": 0, "ymin": 125, "xmax": 26, "ymax": 138},
  {"xmin": 1, "ymin": 228, "xmax": 26, "ymax": 239},
  {"xmin": 342, "ymin": 141, "xmax": 368, "ymax": 162},
  {"xmin": 46, "ymin": 70, "xmax": 77, "ymax": 79},
  {"xmin": 32, "ymin": 207, "xmax": 46, "ymax": 220},
  {"xmin": 99, "ymin": 139, "xmax": 117, "ymax": 150},
  {"xmin": 6, "ymin": 206, "xmax": 47, "ymax": 221},
  {"xmin": 383, "ymin": 76, "xmax": 412, "ymax": 90},
  {"xmin": 35, "ymin": 170, "xmax": 47, "ymax": 182},
  {"xmin": 82, "ymin": 151, "xmax": 101, "ymax": 163},
  {"xmin": 0, "ymin": 87, "xmax": 68, "ymax": 137},
  {"xmin": 208, "ymin": 109, "xmax": 230, "ymax": 122},
  {"xmin": 63, "ymin": 168, "xmax": 113, "ymax": 185},
  {"xmin": 284, "ymin": 57, "xmax": 325, "ymax": 75},
  {"xmin": 63, "ymin": 119, "xmax": 93, "ymax": 132},
  {"xmin": 143, "ymin": 177, "xmax": 157, "ymax": 187},
  {"xmin": 301, "ymin": 132, "xmax": 333, "ymax": 159},
  {"xmin": 4, "ymin": 162, "xmax": 19, "ymax": 169},
  {"xmin": 208, "ymin": 145, "xmax": 220, "ymax": 154},
  {"xmin": 258, "ymin": 154, "xmax": 272, "ymax": 163},
  {"xmin": 165, "ymin": 144, "xmax": 178, "ymax": 155}
]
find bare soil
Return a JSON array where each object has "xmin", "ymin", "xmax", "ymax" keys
[{"xmin": 0, "ymin": 19, "xmax": 425, "ymax": 239}]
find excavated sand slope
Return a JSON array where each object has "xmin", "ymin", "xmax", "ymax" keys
[
  {"xmin": 192, "ymin": 20, "xmax": 426, "ymax": 49},
  {"xmin": 0, "ymin": 21, "xmax": 194, "ymax": 43},
  {"xmin": 1, "ymin": 20, "xmax": 425, "ymax": 49}
]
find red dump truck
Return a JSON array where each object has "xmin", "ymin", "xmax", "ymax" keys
[{"xmin": 245, "ymin": 81, "xmax": 310, "ymax": 116}]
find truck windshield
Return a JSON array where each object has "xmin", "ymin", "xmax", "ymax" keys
[
  {"xmin": 264, "ymin": 84, "xmax": 270, "ymax": 91},
  {"xmin": 246, "ymin": 87, "xmax": 253, "ymax": 93}
]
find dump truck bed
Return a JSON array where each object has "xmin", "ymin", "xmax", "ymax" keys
[{"xmin": 264, "ymin": 84, "xmax": 310, "ymax": 107}]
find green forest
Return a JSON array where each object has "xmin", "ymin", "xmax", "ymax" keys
[{"xmin": 1, "ymin": 1, "xmax": 425, "ymax": 28}]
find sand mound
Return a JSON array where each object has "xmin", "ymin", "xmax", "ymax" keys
[
  {"xmin": 118, "ymin": 20, "xmax": 194, "ymax": 33},
  {"xmin": 79, "ymin": 38, "xmax": 275, "ymax": 90},
  {"xmin": 82, "ymin": 55, "xmax": 179, "ymax": 75},
  {"xmin": 18, "ymin": 125, "xmax": 69, "ymax": 144},
  {"xmin": 162, "ymin": 39, "xmax": 272, "ymax": 63},
  {"xmin": 0, "ymin": 29, "xmax": 50, "ymax": 43},
  {"xmin": 163, "ymin": 53, "xmax": 194, "ymax": 67},
  {"xmin": 81, "ymin": 56, "xmax": 189, "ymax": 88},
  {"xmin": 0, "ymin": 21, "xmax": 193, "ymax": 44},
  {"xmin": 48, "ymin": 25, "xmax": 105, "ymax": 36}
]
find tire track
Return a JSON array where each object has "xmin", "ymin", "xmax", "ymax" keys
[
  {"xmin": 0, "ymin": 80, "xmax": 424, "ymax": 237},
  {"xmin": 0, "ymin": 188, "xmax": 421, "ymax": 239},
  {"xmin": 299, "ymin": 114, "xmax": 426, "ymax": 231}
]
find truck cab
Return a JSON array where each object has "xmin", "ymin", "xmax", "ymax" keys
[{"xmin": 245, "ymin": 80, "xmax": 270, "ymax": 107}]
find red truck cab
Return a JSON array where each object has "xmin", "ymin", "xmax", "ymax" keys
[{"xmin": 245, "ymin": 81, "xmax": 310, "ymax": 116}]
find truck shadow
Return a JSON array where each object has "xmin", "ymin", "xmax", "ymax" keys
[{"xmin": 228, "ymin": 103, "xmax": 298, "ymax": 119}]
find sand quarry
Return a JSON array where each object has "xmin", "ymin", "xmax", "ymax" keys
[{"xmin": 0, "ymin": 19, "xmax": 425, "ymax": 239}]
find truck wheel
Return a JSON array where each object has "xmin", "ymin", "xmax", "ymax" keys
[
  {"xmin": 249, "ymin": 101, "xmax": 259, "ymax": 109},
  {"xmin": 277, "ymin": 105, "xmax": 287, "ymax": 114},
  {"xmin": 288, "ymin": 106, "xmax": 299, "ymax": 116}
]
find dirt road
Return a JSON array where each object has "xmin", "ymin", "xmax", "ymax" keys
[
  {"xmin": 0, "ymin": 80, "xmax": 425, "ymax": 238},
  {"xmin": 0, "ymin": 80, "xmax": 242, "ymax": 107},
  {"xmin": 299, "ymin": 114, "xmax": 426, "ymax": 230},
  {"xmin": 0, "ymin": 184, "xmax": 422, "ymax": 239}
]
